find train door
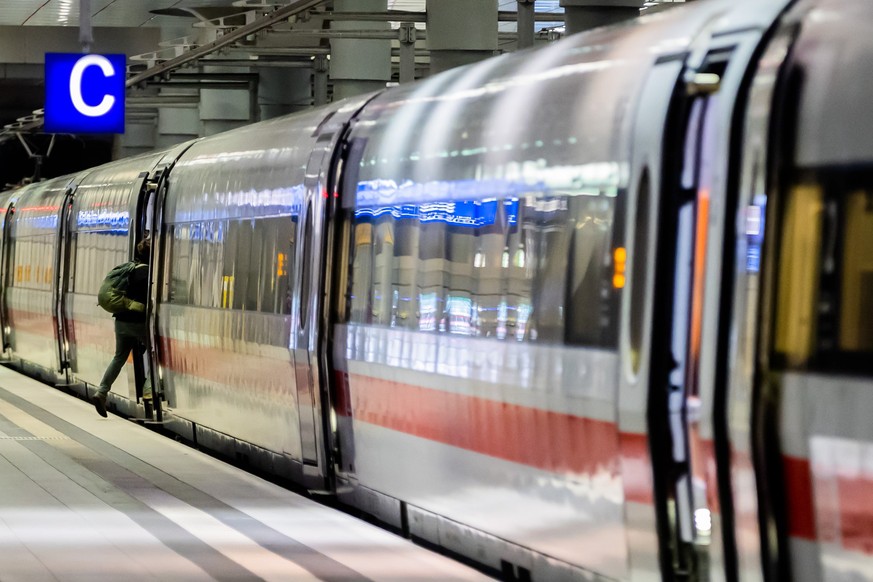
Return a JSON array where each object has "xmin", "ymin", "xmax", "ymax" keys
[
  {"xmin": 620, "ymin": 53, "xmax": 690, "ymax": 582},
  {"xmin": 132, "ymin": 171, "xmax": 154, "ymax": 409},
  {"xmin": 730, "ymin": 4, "xmax": 873, "ymax": 580},
  {"xmin": 141, "ymin": 157, "xmax": 175, "ymax": 423},
  {"xmin": 139, "ymin": 141, "xmax": 196, "ymax": 423},
  {"xmin": 293, "ymin": 130, "xmax": 338, "ymax": 479},
  {"xmin": 724, "ymin": 25, "xmax": 800, "ymax": 582},
  {"xmin": 648, "ymin": 63, "xmax": 722, "ymax": 582},
  {"xmin": 652, "ymin": 21, "xmax": 797, "ymax": 581},
  {"xmin": 648, "ymin": 43, "xmax": 748, "ymax": 582},
  {"xmin": 54, "ymin": 184, "xmax": 77, "ymax": 379},
  {"xmin": 293, "ymin": 101, "xmax": 374, "ymax": 486},
  {"xmin": 0, "ymin": 201, "xmax": 15, "ymax": 353}
]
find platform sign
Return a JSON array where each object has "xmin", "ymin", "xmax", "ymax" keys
[{"xmin": 44, "ymin": 53, "xmax": 126, "ymax": 134}]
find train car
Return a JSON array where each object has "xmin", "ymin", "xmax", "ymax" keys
[
  {"xmin": 153, "ymin": 96, "xmax": 370, "ymax": 486},
  {"xmin": 0, "ymin": 0, "xmax": 871, "ymax": 580},
  {"xmin": 329, "ymin": 0, "xmax": 791, "ymax": 580},
  {"xmin": 729, "ymin": 1, "xmax": 873, "ymax": 581}
]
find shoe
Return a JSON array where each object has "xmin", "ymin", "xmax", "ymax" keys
[{"xmin": 91, "ymin": 395, "xmax": 107, "ymax": 418}]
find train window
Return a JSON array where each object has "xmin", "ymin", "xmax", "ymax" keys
[
  {"xmin": 417, "ymin": 221, "xmax": 447, "ymax": 331},
  {"xmin": 370, "ymin": 217, "xmax": 396, "ymax": 327},
  {"xmin": 450, "ymin": 225, "xmax": 477, "ymax": 336},
  {"xmin": 773, "ymin": 170, "xmax": 873, "ymax": 373},
  {"xmin": 346, "ymin": 190, "xmax": 617, "ymax": 347},
  {"xmin": 392, "ymin": 219, "xmax": 419, "ymax": 330},
  {"xmin": 190, "ymin": 221, "xmax": 217, "ymax": 308},
  {"xmin": 838, "ymin": 190, "xmax": 873, "ymax": 353},
  {"xmin": 774, "ymin": 184, "xmax": 823, "ymax": 367},
  {"xmin": 11, "ymin": 235, "xmax": 55, "ymax": 291},
  {"xmin": 563, "ymin": 195, "xmax": 615, "ymax": 345},
  {"xmin": 166, "ymin": 224, "xmax": 192, "ymax": 305},
  {"xmin": 527, "ymin": 196, "xmax": 570, "ymax": 342},
  {"xmin": 166, "ymin": 216, "xmax": 294, "ymax": 315},
  {"xmin": 261, "ymin": 216, "xmax": 293, "ymax": 315},
  {"xmin": 71, "ymin": 231, "xmax": 127, "ymax": 295},
  {"xmin": 298, "ymin": 202, "xmax": 314, "ymax": 325},
  {"xmin": 233, "ymin": 220, "xmax": 256, "ymax": 311},
  {"xmin": 349, "ymin": 221, "xmax": 373, "ymax": 323}
]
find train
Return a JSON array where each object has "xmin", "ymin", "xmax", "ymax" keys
[{"xmin": 1, "ymin": 0, "xmax": 870, "ymax": 579}]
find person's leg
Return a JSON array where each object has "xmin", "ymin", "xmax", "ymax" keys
[
  {"xmin": 132, "ymin": 322, "xmax": 151, "ymax": 399},
  {"xmin": 93, "ymin": 321, "xmax": 138, "ymax": 416},
  {"xmin": 132, "ymin": 338, "xmax": 146, "ymax": 399},
  {"xmin": 97, "ymin": 323, "xmax": 136, "ymax": 398},
  {"xmin": 134, "ymin": 327, "xmax": 154, "ymax": 418}
]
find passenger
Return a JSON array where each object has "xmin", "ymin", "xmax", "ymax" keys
[{"xmin": 91, "ymin": 238, "xmax": 150, "ymax": 418}]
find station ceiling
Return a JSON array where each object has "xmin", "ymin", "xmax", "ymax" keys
[{"xmin": 0, "ymin": 1, "xmax": 567, "ymax": 128}]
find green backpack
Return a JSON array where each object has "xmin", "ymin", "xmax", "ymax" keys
[{"xmin": 97, "ymin": 262, "xmax": 145, "ymax": 314}]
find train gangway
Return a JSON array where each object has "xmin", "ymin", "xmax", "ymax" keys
[{"xmin": 0, "ymin": 366, "xmax": 492, "ymax": 581}]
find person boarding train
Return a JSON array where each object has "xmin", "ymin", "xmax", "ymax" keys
[{"xmin": 91, "ymin": 238, "xmax": 151, "ymax": 418}]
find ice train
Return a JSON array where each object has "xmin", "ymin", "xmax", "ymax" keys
[{"xmin": 2, "ymin": 0, "xmax": 871, "ymax": 579}]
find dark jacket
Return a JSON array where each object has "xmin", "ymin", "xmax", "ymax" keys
[{"xmin": 115, "ymin": 263, "xmax": 149, "ymax": 323}]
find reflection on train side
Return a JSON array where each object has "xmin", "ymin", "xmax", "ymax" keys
[
  {"xmin": 166, "ymin": 216, "xmax": 294, "ymax": 315},
  {"xmin": 745, "ymin": 195, "xmax": 766, "ymax": 274},
  {"xmin": 348, "ymin": 188, "xmax": 617, "ymax": 346},
  {"xmin": 76, "ymin": 209, "xmax": 129, "ymax": 232}
]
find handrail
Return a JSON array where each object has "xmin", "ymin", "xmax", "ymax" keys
[{"xmin": 126, "ymin": 0, "xmax": 329, "ymax": 88}]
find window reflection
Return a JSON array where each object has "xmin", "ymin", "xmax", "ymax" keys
[
  {"xmin": 167, "ymin": 216, "xmax": 295, "ymax": 315},
  {"xmin": 71, "ymin": 230, "xmax": 127, "ymax": 294},
  {"xmin": 347, "ymin": 187, "xmax": 618, "ymax": 347},
  {"xmin": 11, "ymin": 234, "xmax": 55, "ymax": 291}
]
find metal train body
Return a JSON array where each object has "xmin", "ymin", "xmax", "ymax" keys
[{"xmin": 1, "ymin": 0, "xmax": 871, "ymax": 579}]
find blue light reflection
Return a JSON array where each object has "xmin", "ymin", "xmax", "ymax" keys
[
  {"xmin": 77, "ymin": 209, "xmax": 130, "ymax": 234},
  {"xmin": 355, "ymin": 198, "xmax": 519, "ymax": 228}
]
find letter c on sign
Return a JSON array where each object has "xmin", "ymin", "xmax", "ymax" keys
[{"xmin": 69, "ymin": 54, "xmax": 116, "ymax": 117}]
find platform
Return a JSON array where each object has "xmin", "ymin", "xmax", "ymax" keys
[{"xmin": 0, "ymin": 366, "xmax": 492, "ymax": 581}]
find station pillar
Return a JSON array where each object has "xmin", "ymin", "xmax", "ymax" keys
[
  {"xmin": 330, "ymin": 0, "xmax": 391, "ymax": 100},
  {"xmin": 199, "ymin": 64, "xmax": 255, "ymax": 136},
  {"xmin": 517, "ymin": 0, "xmax": 536, "ymax": 50},
  {"xmin": 117, "ymin": 117, "xmax": 157, "ymax": 159},
  {"xmin": 258, "ymin": 67, "xmax": 312, "ymax": 119},
  {"xmin": 156, "ymin": 88, "xmax": 201, "ymax": 149},
  {"xmin": 427, "ymin": 0, "xmax": 497, "ymax": 75},
  {"xmin": 559, "ymin": 0, "xmax": 643, "ymax": 35}
]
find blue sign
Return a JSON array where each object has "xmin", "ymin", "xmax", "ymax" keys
[{"xmin": 44, "ymin": 53, "xmax": 125, "ymax": 134}]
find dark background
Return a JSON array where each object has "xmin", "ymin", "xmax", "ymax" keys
[
  {"xmin": 0, "ymin": 76, "xmax": 113, "ymax": 189},
  {"xmin": 0, "ymin": 134, "xmax": 113, "ymax": 189}
]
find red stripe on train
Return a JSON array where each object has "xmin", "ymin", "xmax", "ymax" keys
[
  {"xmin": 7, "ymin": 308, "xmax": 55, "ymax": 336},
  {"xmin": 620, "ymin": 431, "xmax": 654, "ymax": 504},
  {"xmin": 781, "ymin": 454, "xmax": 873, "ymax": 553},
  {"xmin": 347, "ymin": 372, "xmax": 655, "ymax": 501},
  {"xmin": 159, "ymin": 337, "xmax": 292, "ymax": 388},
  {"xmin": 837, "ymin": 471, "xmax": 873, "ymax": 554},
  {"xmin": 16, "ymin": 306, "xmax": 656, "ymax": 502},
  {"xmin": 783, "ymin": 455, "xmax": 817, "ymax": 541}
]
